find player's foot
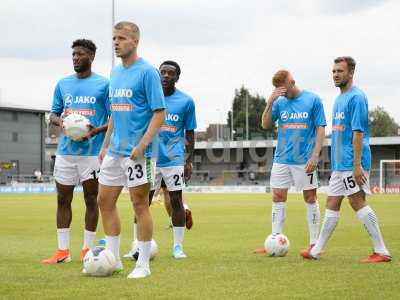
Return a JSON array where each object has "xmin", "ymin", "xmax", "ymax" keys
[
  {"xmin": 41, "ymin": 249, "xmax": 71, "ymax": 264},
  {"xmin": 113, "ymin": 260, "xmax": 124, "ymax": 274},
  {"xmin": 127, "ymin": 265, "xmax": 151, "ymax": 279},
  {"xmin": 299, "ymin": 247, "xmax": 319, "ymax": 260},
  {"xmin": 80, "ymin": 247, "xmax": 90, "ymax": 261},
  {"xmin": 185, "ymin": 208, "xmax": 193, "ymax": 230},
  {"xmin": 360, "ymin": 252, "xmax": 391, "ymax": 263},
  {"xmin": 254, "ymin": 247, "xmax": 267, "ymax": 255},
  {"xmin": 173, "ymin": 245, "xmax": 187, "ymax": 259},
  {"xmin": 123, "ymin": 241, "xmax": 138, "ymax": 260}
]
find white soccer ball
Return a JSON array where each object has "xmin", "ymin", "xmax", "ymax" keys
[
  {"xmin": 132, "ymin": 239, "xmax": 158, "ymax": 261},
  {"xmin": 63, "ymin": 113, "xmax": 90, "ymax": 141},
  {"xmin": 83, "ymin": 247, "xmax": 117, "ymax": 277},
  {"xmin": 264, "ymin": 233, "xmax": 290, "ymax": 257}
]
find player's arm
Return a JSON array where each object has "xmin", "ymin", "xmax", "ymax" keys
[
  {"xmin": 261, "ymin": 87, "xmax": 286, "ymax": 129},
  {"xmin": 185, "ymin": 130, "xmax": 195, "ymax": 181},
  {"xmin": 352, "ymin": 130, "xmax": 367, "ymax": 185},
  {"xmin": 82, "ymin": 122, "xmax": 109, "ymax": 141},
  {"xmin": 305, "ymin": 126, "xmax": 325, "ymax": 173},
  {"xmin": 49, "ymin": 112, "xmax": 63, "ymax": 127},
  {"xmin": 49, "ymin": 83, "xmax": 64, "ymax": 129},
  {"xmin": 99, "ymin": 117, "xmax": 113, "ymax": 162},
  {"xmin": 130, "ymin": 109, "xmax": 166, "ymax": 160}
]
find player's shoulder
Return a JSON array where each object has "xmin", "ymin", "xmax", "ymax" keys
[
  {"xmin": 348, "ymin": 86, "xmax": 368, "ymax": 103},
  {"xmin": 137, "ymin": 58, "xmax": 159, "ymax": 74},
  {"xmin": 302, "ymin": 90, "xmax": 322, "ymax": 102},
  {"xmin": 174, "ymin": 89, "xmax": 194, "ymax": 104},
  {"xmin": 57, "ymin": 74, "xmax": 77, "ymax": 85},
  {"xmin": 90, "ymin": 72, "xmax": 109, "ymax": 84}
]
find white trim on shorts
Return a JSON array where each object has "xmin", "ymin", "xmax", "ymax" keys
[
  {"xmin": 152, "ymin": 166, "xmax": 185, "ymax": 192},
  {"xmin": 98, "ymin": 155, "xmax": 155, "ymax": 188},
  {"xmin": 270, "ymin": 163, "xmax": 318, "ymax": 191},
  {"xmin": 53, "ymin": 155, "xmax": 100, "ymax": 186},
  {"xmin": 327, "ymin": 170, "xmax": 371, "ymax": 197}
]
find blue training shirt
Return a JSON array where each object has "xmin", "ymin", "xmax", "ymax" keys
[
  {"xmin": 272, "ymin": 90, "xmax": 327, "ymax": 165},
  {"xmin": 108, "ymin": 58, "xmax": 165, "ymax": 158},
  {"xmin": 51, "ymin": 73, "xmax": 110, "ymax": 156},
  {"xmin": 331, "ymin": 86, "xmax": 371, "ymax": 171},
  {"xmin": 156, "ymin": 89, "xmax": 197, "ymax": 168}
]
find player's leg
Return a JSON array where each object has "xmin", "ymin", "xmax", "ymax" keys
[
  {"xmin": 81, "ymin": 178, "xmax": 99, "ymax": 259},
  {"xmin": 126, "ymin": 158, "xmax": 155, "ymax": 279},
  {"xmin": 301, "ymin": 171, "xmax": 343, "ymax": 259},
  {"xmin": 162, "ymin": 166, "xmax": 187, "ymax": 258},
  {"xmin": 293, "ymin": 165, "xmax": 320, "ymax": 248},
  {"xmin": 183, "ymin": 195, "xmax": 193, "ymax": 230},
  {"xmin": 42, "ymin": 155, "xmax": 76, "ymax": 264},
  {"xmin": 97, "ymin": 155, "xmax": 125, "ymax": 271},
  {"xmin": 162, "ymin": 185, "xmax": 173, "ymax": 228},
  {"xmin": 347, "ymin": 185, "xmax": 391, "ymax": 262}
]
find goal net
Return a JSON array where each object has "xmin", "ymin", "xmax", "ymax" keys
[{"xmin": 379, "ymin": 160, "xmax": 400, "ymax": 193}]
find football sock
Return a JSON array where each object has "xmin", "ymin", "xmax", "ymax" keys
[
  {"xmin": 83, "ymin": 229, "xmax": 96, "ymax": 249},
  {"xmin": 356, "ymin": 205, "xmax": 390, "ymax": 256},
  {"xmin": 173, "ymin": 226, "xmax": 185, "ymax": 247},
  {"xmin": 306, "ymin": 201, "xmax": 320, "ymax": 245},
  {"xmin": 311, "ymin": 209, "xmax": 339, "ymax": 256},
  {"xmin": 57, "ymin": 228, "xmax": 70, "ymax": 250},
  {"xmin": 106, "ymin": 235, "xmax": 121, "ymax": 262},
  {"xmin": 271, "ymin": 202, "xmax": 286, "ymax": 234},
  {"xmin": 136, "ymin": 240, "xmax": 151, "ymax": 268}
]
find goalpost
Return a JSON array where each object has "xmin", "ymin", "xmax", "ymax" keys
[{"xmin": 379, "ymin": 159, "xmax": 400, "ymax": 193}]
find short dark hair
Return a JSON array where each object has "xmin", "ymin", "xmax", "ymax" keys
[
  {"xmin": 71, "ymin": 39, "xmax": 97, "ymax": 54},
  {"xmin": 160, "ymin": 60, "xmax": 181, "ymax": 76},
  {"xmin": 334, "ymin": 56, "xmax": 356, "ymax": 72}
]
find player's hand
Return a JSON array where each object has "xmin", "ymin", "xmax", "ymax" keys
[
  {"xmin": 268, "ymin": 87, "xmax": 287, "ymax": 103},
  {"xmin": 184, "ymin": 162, "xmax": 193, "ymax": 181},
  {"xmin": 353, "ymin": 165, "xmax": 367, "ymax": 186},
  {"xmin": 99, "ymin": 147, "xmax": 107, "ymax": 163},
  {"xmin": 79, "ymin": 125, "xmax": 97, "ymax": 141},
  {"xmin": 305, "ymin": 154, "xmax": 319, "ymax": 173},
  {"xmin": 130, "ymin": 143, "xmax": 146, "ymax": 161}
]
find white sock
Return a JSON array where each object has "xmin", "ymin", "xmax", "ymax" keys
[
  {"xmin": 183, "ymin": 203, "xmax": 189, "ymax": 210},
  {"xmin": 306, "ymin": 201, "xmax": 320, "ymax": 245},
  {"xmin": 106, "ymin": 235, "xmax": 121, "ymax": 262},
  {"xmin": 173, "ymin": 226, "xmax": 185, "ymax": 247},
  {"xmin": 136, "ymin": 240, "xmax": 151, "ymax": 269},
  {"xmin": 271, "ymin": 202, "xmax": 286, "ymax": 234},
  {"xmin": 83, "ymin": 229, "xmax": 96, "ymax": 249},
  {"xmin": 311, "ymin": 209, "xmax": 339, "ymax": 257},
  {"xmin": 356, "ymin": 206, "xmax": 390, "ymax": 256},
  {"xmin": 57, "ymin": 228, "xmax": 70, "ymax": 250},
  {"xmin": 133, "ymin": 223, "xmax": 137, "ymax": 242}
]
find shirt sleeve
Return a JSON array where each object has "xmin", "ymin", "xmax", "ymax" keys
[
  {"xmin": 143, "ymin": 68, "xmax": 165, "ymax": 111},
  {"xmin": 184, "ymin": 99, "xmax": 197, "ymax": 131},
  {"xmin": 313, "ymin": 96, "xmax": 327, "ymax": 127},
  {"xmin": 271, "ymin": 100, "xmax": 279, "ymax": 122},
  {"xmin": 51, "ymin": 82, "xmax": 64, "ymax": 115},
  {"xmin": 350, "ymin": 94, "xmax": 368, "ymax": 132}
]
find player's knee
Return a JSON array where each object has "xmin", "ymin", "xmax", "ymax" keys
[
  {"xmin": 57, "ymin": 192, "xmax": 72, "ymax": 208},
  {"xmin": 132, "ymin": 200, "xmax": 149, "ymax": 216},
  {"xmin": 170, "ymin": 193, "xmax": 183, "ymax": 211},
  {"xmin": 97, "ymin": 194, "xmax": 115, "ymax": 211},
  {"xmin": 272, "ymin": 191, "xmax": 286, "ymax": 202}
]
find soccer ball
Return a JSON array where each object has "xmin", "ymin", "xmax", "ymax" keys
[
  {"xmin": 132, "ymin": 239, "xmax": 158, "ymax": 261},
  {"xmin": 264, "ymin": 234, "xmax": 290, "ymax": 257},
  {"xmin": 63, "ymin": 113, "xmax": 90, "ymax": 141},
  {"xmin": 83, "ymin": 247, "xmax": 117, "ymax": 277}
]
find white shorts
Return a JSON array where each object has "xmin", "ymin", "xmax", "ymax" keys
[
  {"xmin": 152, "ymin": 166, "xmax": 185, "ymax": 192},
  {"xmin": 327, "ymin": 171, "xmax": 371, "ymax": 197},
  {"xmin": 98, "ymin": 155, "xmax": 155, "ymax": 188},
  {"xmin": 270, "ymin": 163, "xmax": 318, "ymax": 191},
  {"xmin": 53, "ymin": 155, "xmax": 100, "ymax": 186}
]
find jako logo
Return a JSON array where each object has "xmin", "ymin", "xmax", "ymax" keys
[
  {"xmin": 64, "ymin": 94, "xmax": 73, "ymax": 105},
  {"xmin": 280, "ymin": 111, "xmax": 289, "ymax": 121},
  {"xmin": 334, "ymin": 112, "xmax": 345, "ymax": 120},
  {"xmin": 166, "ymin": 113, "xmax": 179, "ymax": 122}
]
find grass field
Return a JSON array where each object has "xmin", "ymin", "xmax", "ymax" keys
[{"xmin": 0, "ymin": 192, "xmax": 399, "ymax": 299}]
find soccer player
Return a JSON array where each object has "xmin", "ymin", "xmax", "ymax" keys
[
  {"xmin": 300, "ymin": 57, "xmax": 391, "ymax": 262},
  {"xmin": 42, "ymin": 39, "xmax": 110, "ymax": 264},
  {"xmin": 257, "ymin": 70, "xmax": 326, "ymax": 254},
  {"xmin": 125, "ymin": 61, "xmax": 196, "ymax": 259},
  {"xmin": 97, "ymin": 21, "xmax": 165, "ymax": 279}
]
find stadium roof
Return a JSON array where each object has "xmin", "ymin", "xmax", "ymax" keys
[{"xmin": 195, "ymin": 136, "xmax": 400, "ymax": 149}]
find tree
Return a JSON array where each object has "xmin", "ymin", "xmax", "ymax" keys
[
  {"xmin": 369, "ymin": 106, "xmax": 399, "ymax": 137},
  {"xmin": 227, "ymin": 86, "xmax": 276, "ymax": 140}
]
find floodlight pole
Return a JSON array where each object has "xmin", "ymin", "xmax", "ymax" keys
[
  {"xmin": 246, "ymin": 93, "xmax": 249, "ymax": 140},
  {"xmin": 111, "ymin": 0, "xmax": 115, "ymax": 68}
]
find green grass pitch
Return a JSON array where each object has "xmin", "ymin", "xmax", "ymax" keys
[{"xmin": 0, "ymin": 192, "xmax": 399, "ymax": 299}]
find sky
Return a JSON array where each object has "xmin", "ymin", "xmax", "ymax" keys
[{"xmin": 0, "ymin": 0, "xmax": 399, "ymax": 131}]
